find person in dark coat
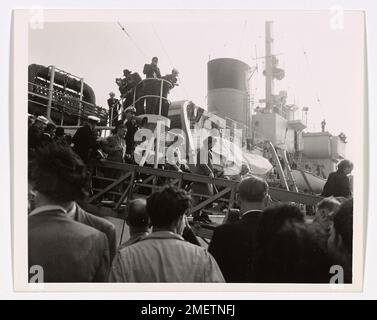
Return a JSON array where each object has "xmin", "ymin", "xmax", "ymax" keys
[
  {"xmin": 143, "ymin": 57, "xmax": 162, "ymax": 114},
  {"xmin": 123, "ymin": 71, "xmax": 142, "ymax": 109},
  {"xmin": 107, "ymin": 92, "xmax": 120, "ymax": 126},
  {"xmin": 208, "ymin": 175, "xmax": 269, "ymax": 282},
  {"xmin": 28, "ymin": 144, "xmax": 110, "ymax": 282},
  {"xmin": 72, "ymin": 116, "xmax": 100, "ymax": 165},
  {"xmin": 143, "ymin": 56, "xmax": 161, "ymax": 79},
  {"xmin": 161, "ymin": 68, "xmax": 179, "ymax": 117},
  {"xmin": 66, "ymin": 202, "xmax": 117, "ymax": 264},
  {"xmin": 123, "ymin": 106, "xmax": 139, "ymax": 162},
  {"xmin": 321, "ymin": 159, "xmax": 353, "ymax": 198}
]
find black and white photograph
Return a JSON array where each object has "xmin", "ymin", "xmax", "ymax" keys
[{"xmin": 9, "ymin": 8, "xmax": 367, "ymax": 292}]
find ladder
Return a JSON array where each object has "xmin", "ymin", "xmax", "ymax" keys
[{"xmin": 267, "ymin": 141, "xmax": 298, "ymax": 192}]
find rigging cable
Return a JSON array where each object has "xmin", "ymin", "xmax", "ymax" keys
[
  {"xmin": 150, "ymin": 22, "xmax": 190, "ymax": 98},
  {"xmin": 117, "ymin": 22, "xmax": 148, "ymax": 59},
  {"xmin": 301, "ymin": 45, "xmax": 325, "ymax": 119}
]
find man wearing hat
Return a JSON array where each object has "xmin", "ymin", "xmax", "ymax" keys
[
  {"xmin": 123, "ymin": 70, "xmax": 142, "ymax": 110},
  {"xmin": 123, "ymin": 106, "xmax": 138, "ymax": 162},
  {"xmin": 28, "ymin": 115, "xmax": 49, "ymax": 149},
  {"xmin": 72, "ymin": 115, "xmax": 100, "ymax": 165},
  {"xmin": 107, "ymin": 92, "xmax": 120, "ymax": 127}
]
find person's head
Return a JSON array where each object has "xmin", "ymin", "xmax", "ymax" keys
[
  {"xmin": 172, "ymin": 68, "xmax": 179, "ymax": 77},
  {"xmin": 44, "ymin": 123, "xmax": 56, "ymax": 135},
  {"xmin": 151, "ymin": 56, "xmax": 158, "ymax": 66},
  {"xmin": 337, "ymin": 159, "xmax": 353, "ymax": 175},
  {"xmin": 315, "ymin": 197, "xmax": 341, "ymax": 231},
  {"xmin": 55, "ymin": 127, "xmax": 65, "ymax": 137},
  {"xmin": 115, "ymin": 78, "xmax": 122, "ymax": 85},
  {"xmin": 256, "ymin": 221, "xmax": 331, "ymax": 283},
  {"xmin": 87, "ymin": 116, "xmax": 100, "ymax": 130},
  {"xmin": 125, "ymin": 106, "xmax": 136, "ymax": 120},
  {"xmin": 109, "ymin": 92, "xmax": 115, "ymax": 98},
  {"xmin": 114, "ymin": 122, "xmax": 126, "ymax": 137},
  {"xmin": 126, "ymin": 198, "xmax": 150, "ymax": 235},
  {"xmin": 123, "ymin": 69, "xmax": 131, "ymax": 77},
  {"xmin": 237, "ymin": 175, "xmax": 269, "ymax": 212},
  {"xmin": 28, "ymin": 144, "xmax": 90, "ymax": 208},
  {"xmin": 146, "ymin": 185, "xmax": 192, "ymax": 234},
  {"xmin": 35, "ymin": 115, "xmax": 49, "ymax": 129},
  {"xmin": 257, "ymin": 204, "xmax": 305, "ymax": 247}
]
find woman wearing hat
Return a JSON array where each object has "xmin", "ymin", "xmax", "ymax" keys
[{"xmin": 103, "ymin": 122, "xmax": 127, "ymax": 163}]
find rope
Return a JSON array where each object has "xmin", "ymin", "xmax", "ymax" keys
[{"xmin": 117, "ymin": 22, "xmax": 148, "ymax": 59}]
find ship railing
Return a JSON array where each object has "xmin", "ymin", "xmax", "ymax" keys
[
  {"xmin": 28, "ymin": 81, "xmax": 108, "ymax": 126},
  {"xmin": 127, "ymin": 78, "xmax": 174, "ymax": 117}
]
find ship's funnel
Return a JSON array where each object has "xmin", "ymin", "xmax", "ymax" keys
[{"xmin": 207, "ymin": 58, "xmax": 251, "ymax": 130}]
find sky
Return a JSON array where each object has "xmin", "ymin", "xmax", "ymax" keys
[{"xmin": 28, "ymin": 10, "xmax": 365, "ymax": 160}]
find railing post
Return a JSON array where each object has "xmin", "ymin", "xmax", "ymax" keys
[
  {"xmin": 46, "ymin": 66, "xmax": 55, "ymax": 120},
  {"xmin": 154, "ymin": 120, "xmax": 161, "ymax": 169},
  {"xmin": 77, "ymin": 78, "xmax": 84, "ymax": 126},
  {"xmin": 158, "ymin": 79, "xmax": 163, "ymax": 116}
]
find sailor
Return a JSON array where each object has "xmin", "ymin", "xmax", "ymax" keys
[
  {"xmin": 72, "ymin": 115, "xmax": 100, "ymax": 165},
  {"xmin": 107, "ymin": 92, "xmax": 120, "ymax": 126},
  {"xmin": 28, "ymin": 115, "xmax": 49, "ymax": 149},
  {"xmin": 123, "ymin": 106, "xmax": 138, "ymax": 162}
]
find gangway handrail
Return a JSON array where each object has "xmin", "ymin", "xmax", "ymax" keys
[{"xmin": 89, "ymin": 160, "xmax": 323, "ymax": 215}]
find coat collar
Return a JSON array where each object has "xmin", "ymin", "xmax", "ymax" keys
[
  {"xmin": 29, "ymin": 205, "xmax": 67, "ymax": 217},
  {"xmin": 140, "ymin": 231, "xmax": 185, "ymax": 242}
]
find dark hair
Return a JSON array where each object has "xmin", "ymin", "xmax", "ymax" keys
[
  {"xmin": 45, "ymin": 123, "xmax": 56, "ymax": 133},
  {"xmin": 127, "ymin": 199, "xmax": 150, "ymax": 228},
  {"xmin": 152, "ymin": 56, "xmax": 158, "ymax": 62},
  {"xmin": 333, "ymin": 198, "xmax": 353, "ymax": 254},
  {"xmin": 317, "ymin": 197, "xmax": 340, "ymax": 212},
  {"xmin": 256, "ymin": 221, "xmax": 331, "ymax": 283},
  {"xmin": 146, "ymin": 185, "xmax": 192, "ymax": 227},
  {"xmin": 28, "ymin": 144, "xmax": 90, "ymax": 203},
  {"xmin": 55, "ymin": 127, "xmax": 65, "ymax": 137},
  {"xmin": 256, "ymin": 204, "xmax": 305, "ymax": 247},
  {"xmin": 337, "ymin": 159, "xmax": 353, "ymax": 173},
  {"xmin": 238, "ymin": 175, "xmax": 268, "ymax": 203}
]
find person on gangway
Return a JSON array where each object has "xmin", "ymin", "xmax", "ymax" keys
[{"xmin": 107, "ymin": 92, "xmax": 121, "ymax": 126}]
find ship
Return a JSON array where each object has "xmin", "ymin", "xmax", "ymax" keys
[{"xmin": 27, "ymin": 21, "xmax": 347, "ymax": 199}]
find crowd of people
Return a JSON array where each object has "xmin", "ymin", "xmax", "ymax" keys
[
  {"xmin": 27, "ymin": 140, "xmax": 354, "ymax": 283},
  {"xmin": 109, "ymin": 56, "xmax": 179, "ymax": 124}
]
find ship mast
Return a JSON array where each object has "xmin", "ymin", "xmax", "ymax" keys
[{"xmin": 265, "ymin": 21, "xmax": 274, "ymax": 113}]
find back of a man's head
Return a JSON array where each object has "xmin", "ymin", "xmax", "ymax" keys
[
  {"xmin": 238, "ymin": 175, "xmax": 268, "ymax": 203},
  {"xmin": 256, "ymin": 221, "xmax": 331, "ymax": 283},
  {"xmin": 257, "ymin": 204, "xmax": 305, "ymax": 246},
  {"xmin": 126, "ymin": 198, "xmax": 149, "ymax": 229},
  {"xmin": 146, "ymin": 185, "xmax": 192, "ymax": 228},
  {"xmin": 28, "ymin": 143, "xmax": 90, "ymax": 204},
  {"xmin": 317, "ymin": 196, "xmax": 341, "ymax": 213}
]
